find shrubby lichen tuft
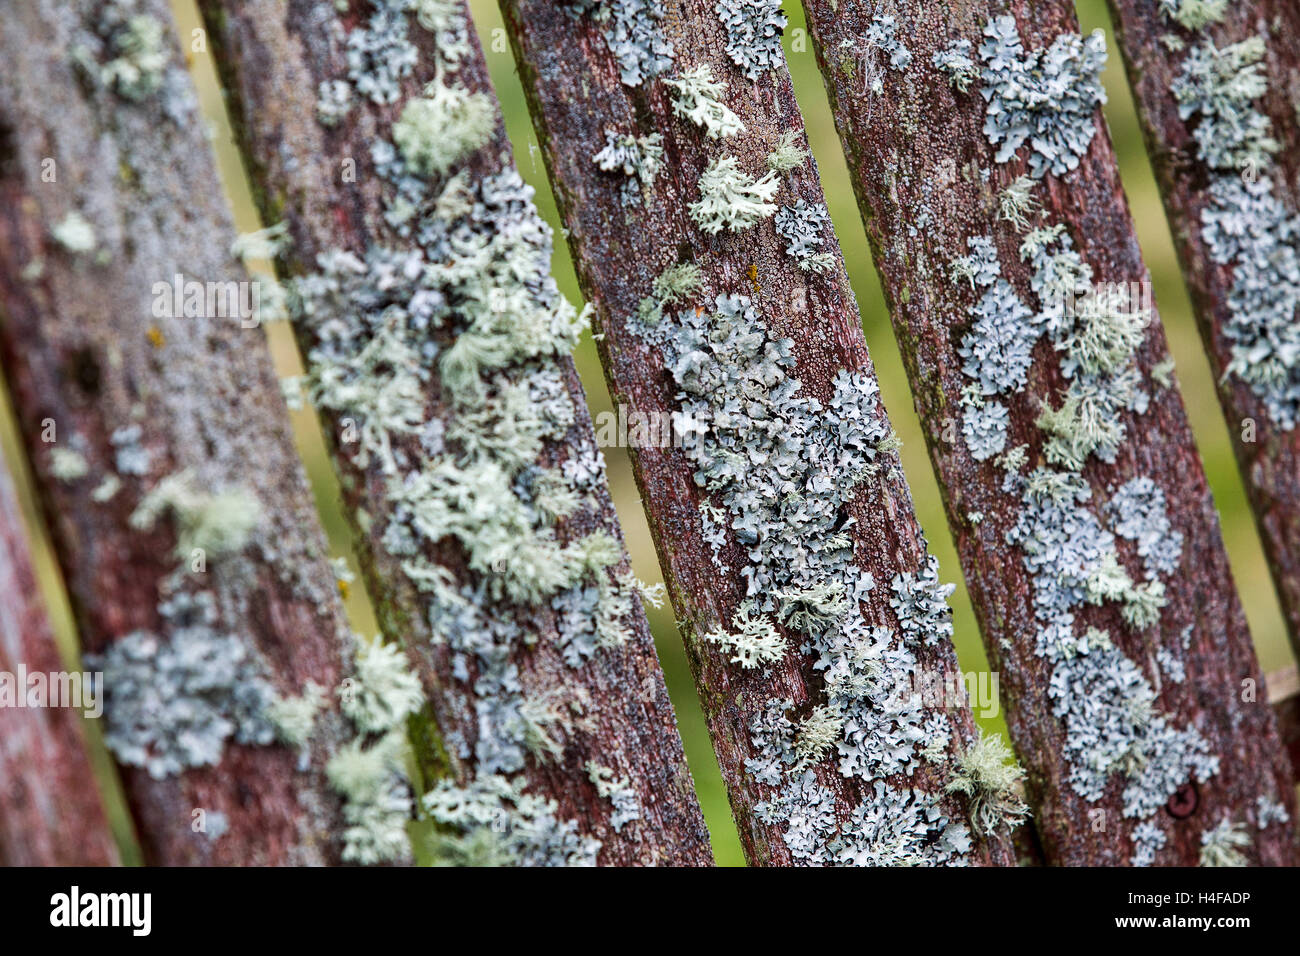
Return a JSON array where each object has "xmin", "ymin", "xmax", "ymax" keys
[
  {"xmin": 688, "ymin": 156, "xmax": 779, "ymax": 233},
  {"xmin": 665, "ymin": 65, "xmax": 744, "ymax": 139}
]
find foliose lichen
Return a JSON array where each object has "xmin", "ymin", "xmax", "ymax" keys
[
  {"xmin": 565, "ymin": 0, "xmax": 675, "ymax": 87},
  {"xmin": 88, "ymin": 591, "xmax": 278, "ymax": 780},
  {"xmin": 592, "ymin": 129, "xmax": 665, "ymax": 204},
  {"xmin": 1168, "ymin": 28, "xmax": 1300, "ymax": 429},
  {"xmin": 774, "ymin": 200, "xmax": 834, "ymax": 274},
  {"xmin": 715, "ymin": 0, "xmax": 787, "ymax": 81},
  {"xmin": 978, "ymin": 16, "xmax": 1107, "ymax": 178}
]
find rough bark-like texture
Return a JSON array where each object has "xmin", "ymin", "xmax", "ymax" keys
[
  {"xmin": 0, "ymin": 460, "xmax": 119, "ymax": 865},
  {"xmin": 501, "ymin": 0, "xmax": 1019, "ymax": 866},
  {"xmin": 197, "ymin": 0, "xmax": 711, "ymax": 865},
  {"xmin": 0, "ymin": 0, "xmax": 353, "ymax": 864},
  {"xmin": 1106, "ymin": 0, "xmax": 1300, "ymax": 654},
  {"xmin": 803, "ymin": 0, "xmax": 1296, "ymax": 864}
]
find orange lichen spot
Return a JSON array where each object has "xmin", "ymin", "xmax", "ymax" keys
[{"xmin": 146, "ymin": 326, "xmax": 165, "ymax": 349}]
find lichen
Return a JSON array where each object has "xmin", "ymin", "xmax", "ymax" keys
[
  {"xmin": 932, "ymin": 38, "xmax": 980, "ymax": 93},
  {"xmin": 129, "ymin": 470, "xmax": 261, "ymax": 562},
  {"xmin": 665, "ymin": 65, "xmax": 744, "ymax": 139},
  {"xmin": 1198, "ymin": 817, "xmax": 1249, "ymax": 867},
  {"xmin": 592, "ymin": 130, "xmax": 665, "ymax": 205},
  {"xmin": 978, "ymin": 17, "xmax": 1107, "ymax": 178},
  {"xmin": 715, "ymin": 0, "xmax": 787, "ymax": 81},
  {"xmin": 688, "ymin": 156, "xmax": 779, "ymax": 233},
  {"xmin": 49, "ymin": 446, "xmax": 89, "ymax": 482},
  {"xmin": 52, "ymin": 212, "xmax": 98, "ymax": 254},
  {"xmin": 88, "ymin": 592, "xmax": 278, "ymax": 780},
  {"xmin": 633, "ymin": 294, "xmax": 971, "ymax": 864},
  {"xmin": 566, "ymin": 0, "xmax": 674, "ymax": 87},
  {"xmin": 585, "ymin": 762, "xmax": 642, "ymax": 832},
  {"xmin": 766, "ymin": 130, "xmax": 809, "ymax": 174},
  {"xmin": 945, "ymin": 731, "xmax": 1030, "ymax": 835},
  {"xmin": 774, "ymin": 200, "xmax": 834, "ymax": 274},
  {"xmin": 1158, "ymin": 0, "xmax": 1228, "ymax": 31},
  {"xmin": 392, "ymin": 83, "xmax": 496, "ymax": 180}
]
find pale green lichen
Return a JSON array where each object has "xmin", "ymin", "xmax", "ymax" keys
[
  {"xmin": 52, "ymin": 212, "xmax": 97, "ymax": 254},
  {"xmin": 1199, "ymin": 817, "xmax": 1249, "ymax": 867},
  {"xmin": 392, "ymin": 82, "xmax": 496, "ymax": 180},
  {"xmin": 49, "ymin": 447, "xmax": 89, "ymax": 482},
  {"xmin": 766, "ymin": 130, "xmax": 809, "ymax": 173},
  {"xmin": 945, "ymin": 731, "xmax": 1030, "ymax": 836},
  {"xmin": 664, "ymin": 65, "xmax": 743, "ymax": 139},
  {"xmin": 688, "ymin": 156, "xmax": 779, "ymax": 234},
  {"xmin": 702, "ymin": 605, "xmax": 787, "ymax": 669},
  {"xmin": 129, "ymin": 470, "xmax": 261, "ymax": 561},
  {"xmin": 267, "ymin": 681, "xmax": 328, "ymax": 748},
  {"xmin": 637, "ymin": 262, "xmax": 704, "ymax": 325}
]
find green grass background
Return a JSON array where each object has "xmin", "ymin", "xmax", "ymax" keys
[{"xmin": 1, "ymin": 0, "xmax": 1291, "ymax": 866}]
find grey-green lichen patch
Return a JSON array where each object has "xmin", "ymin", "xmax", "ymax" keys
[
  {"xmin": 942, "ymin": 85, "xmax": 1226, "ymax": 852},
  {"xmin": 945, "ymin": 731, "xmax": 1030, "ymax": 836},
  {"xmin": 775, "ymin": 200, "xmax": 834, "ymax": 274},
  {"xmin": 294, "ymin": 0, "xmax": 657, "ymax": 863},
  {"xmin": 665, "ymin": 65, "xmax": 743, "ymax": 140},
  {"xmin": 636, "ymin": 262, "xmax": 703, "ymax": 325},
  {"xmin": 847, "ymin": 15, "xmax": 912, "ymax": 94},
  {"xmin": 978, "ymin": 17, "xmax": 1107, "ymax": 178},
  {"xmin": 999, "ymin": 175, "xmax": 1039, "ymax": 229},
  {"xmin": 585, "ymin": 762, "xmax": 642, "ymax": 832},
  {"xmin": 267, "ymin": 681, "xmax": 328, "ymax": 749},
  {"xmin": 1166, "ymin": 27, "xmax": 1300, "ymax": 429},
  {"xmin": 632, "ymin": 293, "xmax": 974, "ymax": 864},
  {"xmin": 424, "ymin": 774, "xmax": 599, "ymax": 866},
  {"xmin": 766, "ymin": 130, "xmax": 809, "ymax": 174},
  {"xmin": 715, "ymin": 0, "xmax": 786, "ymax": 81},
  {"xmin": 129, "ymin": 470, "xmax": 261, "ymax": 562},
  {"xmin": 565, "ymin": 0, "xmax": 674, "ymax": 87},
  {"xmin": 49, "ymin": 446, "xmax": 90, "ymax": 482},
  {"xmin": 392, "ymin": 84, "xmax": 496, "ymax": 180},
  {"xmin": 933, "ymin": 38, "xmax": 980, "ymax": 93},
  {"xmin": 688, "ymin": 156, "xmax": 779, "ymax": 233},
  {"xmin": 702, "ymin": 606, "xmax": 786, "ymax": 668},
  {"xmin": 51, "ymin": 212, "xmax": 98, "ymax": 255},
  {"xmin": 592, "ymin": 130, "xmax": 665, "ymax": 205},
  {"xmin": 95, "ymin": 4, "xmax": 169, "ymax": 102},
  {"xmin": 87, "ymin": 591, "xmax": 277, "ymax": 779}
]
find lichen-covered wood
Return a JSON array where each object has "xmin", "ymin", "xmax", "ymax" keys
[
  {"xmin": 499, "ymin": 0, "xmax": 1021, "ymax": 866},
  {"xmin": 0, "ymin": 0, "xmax": 357, "ymax": 865},
  {"xmin": 196, "ymin": 0, "xmax": 712, "ymax": 865},
  {"xmin": 1105, "ymin": 0, "xmax": 1300, "ymax": 655},
  {"xmin": 802, "ymin": 0, "xmax": 1296, "ymax": 865},
  {"xmin": 0, "ymin": 460, "xmax": 119, "ymax": 866}
]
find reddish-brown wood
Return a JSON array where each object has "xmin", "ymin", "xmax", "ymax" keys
[
  {"xmin": 499, "ymin": 0, "xmax": 1019, "ymax": 866},
  {"xmin": 1106, "ymin": 0, "xmax": 1300, "ymax": 655},
  {"xmin": 196, "ymin": 0, "xmax": 712, "ymax": 864},
  {"xmin": 0, "ymin": 0, "xmax": 354, "ymax": 864},
  {"xmin": 0, "ymin": 460, "xmax": 119, "ymax": 865},
  {"xmin": 802, "ymin": 0, "xmax": 1296, "ymax": 864}
]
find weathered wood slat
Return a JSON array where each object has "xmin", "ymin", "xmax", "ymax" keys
[
  {"xmin": 197, "ymin": 0, "xmax": 712, "ymax": 864},
  {"xmin": 499, "ymin": 0, "xmax": 1021, "ymax": 866},
  {"xmin": 0, "ymin": 0, "xmax": 355, "ymax": 864},
  {"xmin": 1105, "ymin": 0, "xmax": 1300, "ymax": 654},
  {"xmin": 801, "ymin": 0, "xmax": 1296, "ymax": 864},
  {"xmin": 0, "ymin": 459, "xmax": 119, "ymax": 865}
]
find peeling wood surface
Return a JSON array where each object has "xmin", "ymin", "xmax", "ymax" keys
[
  {"xmin": 500, "ymin": 0, "xmax": 1018, "ymax": 866},
  {"xmin": 0, "ymin": 0, "xmax": 353, "ymax": 865},
  {"xmin": 1107, "ymin": 0, "xmax": 1300, "ymax": 655},
  {"xmin": 0, "ymin": 461, "xmax": 119, "ymax": 866},
  {"xmin": 198, "ymin": 0, "xmax": 712, "ymax": 865},
  {"xmin": 803, "ymin": 0, "xmax": 1296, "ymax": 864}
]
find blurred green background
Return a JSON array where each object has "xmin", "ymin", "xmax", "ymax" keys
[{"xmin": 1, "ymin": 0, "xmax": 1292, "ymax": 866}]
